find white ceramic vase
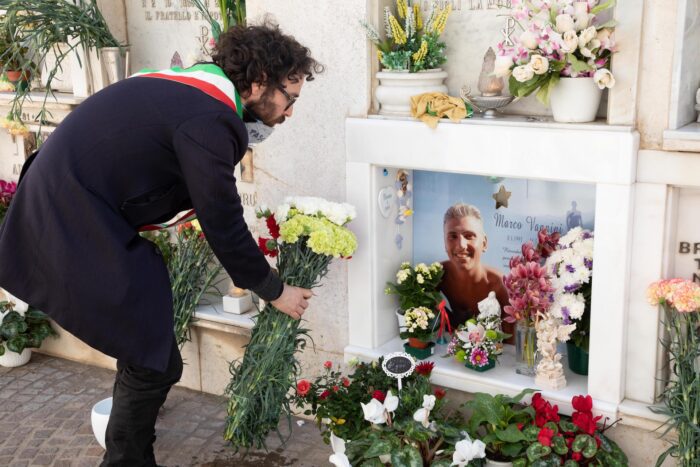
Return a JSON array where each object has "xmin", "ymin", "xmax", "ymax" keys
[
  {"xmin": 375, "ymin": 68, "xmax": 448, "ymax": 116},
  {"xmin": 91, "ymin": 397, "xmax": 113, "ymax": 450},
  {"xmin": 549, "ymin": 77, "xmax": 603, "ymax": 123},
  {"xmin": 484, "ymin": 458, "xmax": 514, "ymax": 467},
  {"xmin": 0, "ymin": 348, "xmax": 31, "ymax": 367},
  {"xmin": 40, "ymin": 43, "xmax": 74, "ymax": 93}
]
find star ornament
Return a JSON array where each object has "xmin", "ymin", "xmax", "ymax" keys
[{"xmin": 492, "ymin": 185, "xmax": 511, "ymax": 209}]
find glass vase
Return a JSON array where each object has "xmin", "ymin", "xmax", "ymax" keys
[{"xmin": 515, "ymin": 320, "xmax": 537, "ymax": 376}]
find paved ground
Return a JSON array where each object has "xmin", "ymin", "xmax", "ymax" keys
[{"xmin": 0, "ymin": 353, "xmax": 330, "ymax": 467}]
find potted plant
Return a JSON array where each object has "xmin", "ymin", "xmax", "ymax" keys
[
  {"xmin": 0, "ymin": 0, "xmax": 124, "ymax": 135},
  {"xmin": 361, "ymin": 0, "xmax": 452, "ymax": 116},
  {"xmin": 545, "ymin": 227, "xmax": 594, "ymax": 375},
  {"xmin": 494, "ymin": 0, "xmax": 617, "ymax": 122},
  {"xmin": 190, "ymin": 0, "xmax": 246, "ymax": 40},
  {"xmin": 400, "ymin": 306, "xmax": 438, "ymax": 359},
  {"xmin": 447, "ymin": 309, "xmax": 509, "ymax": 372},
  {"xmin": 0, "ymin": 300, "xmax": 57, "ymax": 367},
  {"xmin": 647, "ymin": 278, "xmax": 700, "ymax": 466},
  {"xmin": 464, "ymin": 389, "xmax": 536, "ymax": 466},
  {"xmin": 294, "ymin": 358, "xmax": 484, "ymax": 466},
  {"xmin": 0, "ymin": 179, "xmax": 17, "ymax": 225},
  {"xmin": 513, "ymin": 393, "xmax": 628, "ymax": 466},
  {"xmin": 385, "ymin": 261, "xmax": 444, "ymax": 332},
  {"xmin": 0, "ymin": 15, "xmax": 36, "ymax": 92}
]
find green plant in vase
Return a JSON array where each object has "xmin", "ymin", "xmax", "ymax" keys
[
  {"xmin": 400, "ymin": 306, "xmax": 437, "ymax": 359},
  {"xmin": 0, "ymin": 301, "xmax": 58, "ymax": 364}
]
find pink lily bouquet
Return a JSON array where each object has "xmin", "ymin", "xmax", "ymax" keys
[{"xmin": 494, "ymin": 0, "xmax": 617, "ymax": 104}]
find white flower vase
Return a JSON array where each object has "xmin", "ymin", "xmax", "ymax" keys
[
  {"xmin": 0, "ymin": 348, "xmax": 31, "ymax": 367},
  {"xmin": 91, "ymin": 397, "xmax": 113, "ymax": 450},
  {"xmin": 549, "ymin": 77, "xmax": 602, "ymax": 123},
  {"xmin": 485, "ymin": 458, "xmax": 514, "ymax": 467},
  {"xmin": 375, "ymin": 69, "xmax": 448, "ymax": 116}
]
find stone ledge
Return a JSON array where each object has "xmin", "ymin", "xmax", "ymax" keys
[
  {"xmin": 663, "ymin": 123, "xmax": 700, "ymax": 152},
  {"xmin": 192, "ymin": 302, "xmax": 258, "ymax": 337}
]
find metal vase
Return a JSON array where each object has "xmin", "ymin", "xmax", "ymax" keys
[{"xmin": 99, "ymin": 46, "xmax": 131, "ymax": 86}]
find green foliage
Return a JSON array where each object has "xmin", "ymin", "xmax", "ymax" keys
[
  {"xmin": 0, "ymin": 301, "xmax": 57, "ymax": 355},
  {"xmin": 190, "ymin": 0, "xmax": 246, "ymax": 41},
  {"xmin": 385, "ymin": 262, "xmax": 444, "ymax": 313},
  {"xmin": 464, "ymin": 389, "xmax": 536, "ymax": 461},
  {"xmin": 650, "ymin": 304, "xmax": 700, "ymax": 467}
]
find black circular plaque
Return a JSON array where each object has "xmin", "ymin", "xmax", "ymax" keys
[{"xmin": 381, "ymin": 352, "xmax": 416, "ymax": 380}]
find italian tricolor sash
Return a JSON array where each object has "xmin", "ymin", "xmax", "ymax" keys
[
  {"xmin": 131, "ymin": 63, "xmax": 243, "ymax": 119},
  {"xmin": 130, "ymin": 63, "xmax": 243, "ymax": 232}
]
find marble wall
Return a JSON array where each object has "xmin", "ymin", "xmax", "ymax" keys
[{"xmin": 669, "ymin": 0, "xmax": 700, "ymax": 130}]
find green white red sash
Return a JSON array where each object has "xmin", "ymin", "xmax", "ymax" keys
[{"xmin": 130, "ymin": 63, "xmax": 243, "ymax": 231}]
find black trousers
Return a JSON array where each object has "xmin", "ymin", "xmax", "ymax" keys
[{"xmin": 100, "ymin": 338, "xmax": 183, "ymax": 467}]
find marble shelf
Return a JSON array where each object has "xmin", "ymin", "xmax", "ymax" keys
[
  {"xmin": 663, "ymin": 122, "xmax": 700, "ymax": 152},
  {"xmin": 193, "ymin": 302, "xmax": 258, "ymax": 337}
]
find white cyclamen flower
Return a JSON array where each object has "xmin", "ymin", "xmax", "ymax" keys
[
  {"xmin": 329, "ymin": 433, "xmax": 351, "ymax": 467},
  {"xmin": 555, "ymin": 14, "xmax": 575, "ymax": 33},
  {"xmin": 361, "ymin": 399, "xmax": 387, "ymax": 424},
  {"xmin": 412, "ymin": 394, "xmax": 437, "ymax": 428},
  {"xmin": 529, "ymin": 54, "xmax": 549, "ymax": 75},
  {"xmin": 451, "ymin": 435, "xmax": 486, "ymax": 466},
  {"xmin": 594, "ymin": 68, "xmax": 615, "ymax": 89},
  {"xmin": 494, "ymin": 55, "xmax": 514, "ymax": 78},
  {"xmin": 513, "ymin": 65, "xmax": 535, "ymax": 83}
]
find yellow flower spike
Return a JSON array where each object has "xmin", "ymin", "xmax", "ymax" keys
[
  {"xmin": 412, "ymin": 40, "xmax": 428, "ymax": 62},
  {"xmin": 396, "ymin": 0, "xmax": 408, "ymax": 19},
  {"xmin": 377, "ymin": 50, "xmax": 384, "ymax": 62},
  {"xmin": 414, "ymin": 3, "xmax": 423, "ymax": 30},
  {"xmin": 389, "ymin": 14, "xmax": 407, "ymax": 45}
]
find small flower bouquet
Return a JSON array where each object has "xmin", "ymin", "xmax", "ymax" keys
[
  {"xmin": 495, "ymin": 0, "xmax": 617, "ymax": 104},
  {"xmin": 448, "ymin": 311, "xmax": 509, "ymax": 372},
  {"xmin": 647, "ymin": 279, "xmax": 700, "ymax": 466},
  {"xmin": 385, "ymin": 261, "xmax": 444, "ymax": 313},
  {"xmin": 0, "ymin": 179, "xmax": 17, "ymax": 225},
  {"xmin": 224, "ymin": 196, "xmax": 358, "ymax": 449},
  {"xmin": 400, "ymin": 306, "xmax": 437, "ymax": 359},
  {"xmin": 361, "ymin": 0, "xmax": 452, "ymax": 71},
  {"xmin": 294, "ymin": 358, "xmax": 484, "ymax": 467}
]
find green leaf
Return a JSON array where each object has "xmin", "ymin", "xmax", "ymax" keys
[
  {"xmin": 513, "ymin": 459, "xmax": 528, "ymax": 467},
  {"xmin": 563, "ymin": 461, "xmax": 580, "ymax": 467},
  {"xmin": 591, "ymin": 0, "xmax": 616, "ymax": 15},
  {"xmin": 391, "ymin": 445, "xmax": 423, "ymax": 467},
  {"xmin": 551, "ymin": 435, "xmax": 568, "ymax": 455},
  {"xmin": 501, "ymin": 441, "xmax": 525, "ymax": 458},
  {"xmin": 527, "ymin": 442, "xmax": 552, "ymax": 462},
  {"xmin": 496, "ymin": 423, "xmax": 527, "ymax": 443},
  {"xmin": 523, "ymin": 424, "xmax": 541, "ymax": 442},
  {"xmin": 364, "ymin": 439, "xmax": 392, "ymax": 458},
  {"xmin": 567, "ymin": 53, "xmax": 593, "ymax": 74},
  {"xmin": 535, "ymin": 73, "xmax": 559, "ymax": 106},
  {"xmin": 559, "ymin": 420, "xmax": 578, "ymax": 433},
  {"xmin": 359, "ymin": 459, "xmax": 385, "ymax": 467},
  {"xmin": 0, "ymin": 344, "xmax": 5, "ymax": 356},
  {"xmin": 7, "ymin": 335, "xmax": 28, "ymax": 353},
  {"xmin": 430, "ymin": 460, "xmax": 452, "ymax": 467},
  {"xmin": 596, "ymin": 19, "xmax": 618, "ymax": 29}
]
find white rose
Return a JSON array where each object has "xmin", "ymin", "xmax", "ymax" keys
[
  {"xmin": 555, "ymin": 14, "xmax": 575, "ymax": 33},
  {"xmin": 594, "ymin": 68, "xmax": 615, "ymax": 89},
  {"xmin": 597, "ymin": 28, "xmax": 612, "ymax": 44},
  {"xmin": 580, "ymin": 47, "xmax": 594, "ymax": 58},
  {"xmin": 529, "ymin": 54, "xmax": 549, "ymax": 75},
  {"xmin": 578, "ymin": 26, "xmax": 597, "ymax": 47},
  {"xmin": 562, "ymin": 30, "xmax": 578, "ymax": 52},
  {"xmin": 574, "ymin": 13, "xmax": 590, "ymax": 31},
  {"xmin": 520, "ymin": 30, "xmax": 538, "ymax": 50},
  {"xmin": 512, "ymin": 64, "xmax": 535, "ymax": 83},
  {"xmin": 494, "ymin": 55, "xmax": 514, "ymax": 78}
]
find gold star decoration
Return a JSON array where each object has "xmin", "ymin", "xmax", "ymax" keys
[{"xmin": 492, "ymin": 184, "xmax": 511, "ymax": 209}]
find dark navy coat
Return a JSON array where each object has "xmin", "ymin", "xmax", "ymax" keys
[{"xmin": 0, "ymin": 76, "xmax": 283, "ymax": 371}]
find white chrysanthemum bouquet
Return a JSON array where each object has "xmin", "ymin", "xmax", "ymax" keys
[
  {"xmin": 224, "ymin": 196, "xmax": 357, "ymax": 450},
  {"xmin": 545, "ymin": 227, "xmax": 594, "ymax": 350}
]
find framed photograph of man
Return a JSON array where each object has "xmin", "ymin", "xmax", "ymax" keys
[{"xmin": 411, "ymin": 170, "xmax": 596, "ymax": 328}]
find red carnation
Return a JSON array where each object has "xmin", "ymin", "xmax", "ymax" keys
[
  {"xmin": 434, "ymin": 388, "xmax": 446, "ymax": 400},
  {"xmin": 296, "ymin": 380, "xmax": 311, "ymax": 397},
  {"xmin": 572, "ymin": 394, "xmax": 593, "ymax": 413},
  {"xmin": 372, "ymin": 390, "xmax": 386, "ymax": 402},
  {"xmin": 415, "ymin": 361, "xmax": 435, "ymax": 377},
  {"xmin": 257, "ymin": 237, "xmax": 278, "ymax": 257},
  {"xmin": 266, "ymin": 214, "xmax": 280, "ymax": 239},
  {"xmin": 319, "ymin": 390, "xmax": 330, "ymax": 400},
  {"xmin": 537, "ymin": 427, "xmax": 554, "ymax": 447}
]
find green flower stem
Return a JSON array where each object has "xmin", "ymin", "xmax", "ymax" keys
[{"xmin": 223, "ymin": 240, "xmax": 334, "ymax": 450}]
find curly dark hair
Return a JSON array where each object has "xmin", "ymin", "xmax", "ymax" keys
[{"xmin": 212, "ymin": 20, "xmax": 324, "ymax": 96}]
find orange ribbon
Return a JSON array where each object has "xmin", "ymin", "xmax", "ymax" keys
[{"xmin": 436, "ymin": 299, "xmax": 452, "ymax": 339}]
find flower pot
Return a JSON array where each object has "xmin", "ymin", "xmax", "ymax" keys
[
  {"xmin": 485, "ymin": 458, "xmax": 513, "ymax": 467},
  {"xmin": 515, "ymin": 320, "xmax": 537, "ymax": 376},
  {"xmin": 5, "ymin": 70, "xmax": 30, "ymax": 92},
  {"xmin": 549, "ymin": 77, "xmax": 602, "ymax": 123},
  {"xmin": 396, "ymin": 309, "xmax": 406, "ymax": 330},
  {"xmin": 403, "ymin": 341, "xmax": 435, "ymax": 360},
  {"xmin": 408, "ymin": 337, "xmax": 429, "ymax": 349},
  {"xmin": 375, "ymin": 68, "xmax": 448, "ymax": 116},
  {"xmin": 91, "ymin": 397, "xmax": 112, "ymax": 450},
  {"xmin": 566, "ymin": 341, "xmax": 589, "ymax": 375},
  {"xmin": 0, "ymin": 348, "xmax": 31, "ymax": 367}
]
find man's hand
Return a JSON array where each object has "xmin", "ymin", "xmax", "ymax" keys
[{"xmin": 270, "ymin": 284, "xmax": 313, "ymax": 320}]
